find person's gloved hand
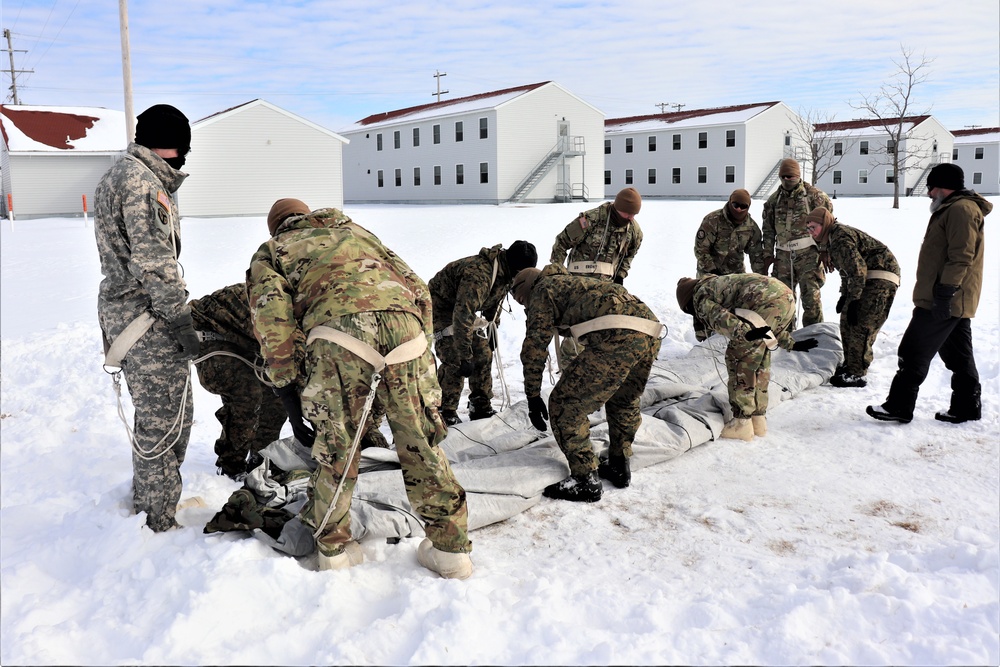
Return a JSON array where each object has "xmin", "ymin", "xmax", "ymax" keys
[
  {"xmin": 168, "ymin": 311, "xmax": 200, "ymax": 361},
  {"xmin": 527, "ymin": 395, "xmax": 548, "ymax": 431},
  {"xmin": 273, "ymin": 384, "xmax": 316, "ymax": 447},
  {"xmin": 835, "ymin": 295, "xmax": 846, "ymax": 314},
  {"xmin": 457, "ymin": 359, "xmax": 475, "ymax": 377},
  {"xmin": 613, "ymin": 275, "xmax": 624, "ymax": 286},
  {"xmin": 846, "ymin": 300, "xmax": 861, "ymax": 326},
  {"xmin": 931, "ymin": 283, "xmax": 958, "ymax": 321},
  {"xmin": 792, "ymin": 338, "xmax": 819, "ymax": 352},
  {"xmin": 745, "ymin": 325, "xmax": 772, "ymax": 341}
]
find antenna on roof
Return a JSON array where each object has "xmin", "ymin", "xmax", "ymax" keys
[{"xmin": 432, "ymin": 70, "xmax": 449, "ymax": 103}]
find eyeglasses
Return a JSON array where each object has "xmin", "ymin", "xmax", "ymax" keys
[
  {"xmin": 780, "ymin": 174, "xmax": 798, "ymax": 180},
  {"xmin": 731, "ymin": 202, "xmax": 749, "ymax": 210}
]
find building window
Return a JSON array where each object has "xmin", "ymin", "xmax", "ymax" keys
[
  {"xmin": 434, "ymin": 165, "xmax": 441, "ymax": 185},
  {"xmin": 456, "ymin": 164, "xmax": 464, "ymax": 184},
  {"xmin": 394, "ymin": 169, "xmax": 402, "ymax": 187},
  {"xmin": 455, "ymin": 122, "xmax": 464, "ymax": 142},
  {"xmin": 648, "ymin": 136, "xmax": 656, "ymax": 152},
  {"xmin": 697, "ymin": 166, "xmax": 707, "ymax": 183},
  {"xmin": 672, "ymin": 167, "xmax": 680, "ymax": 184},
  {"xmin": 886, "ymin": 139, "xmax": 895, "ymax": 154},
  {"xmin": 604, "ymin": 170, "xmax": 611, "ymax": 186},
  {"xmin": 479, "ymin": 118, "xmax": 488, "ymax": 139},
  {"xmin": 413, "ymin": 167, "xmax": 421, "ymax": 186},
  {"xmin": 412, "ymin": 128, "xmax": 420, "ymax": 147},
  {"xmin": 952, "ymin": 147, "xmax": 959, "ymax": 160},
  {"xmin": 433, "ymin": 124, "xmax": 441, "ymax": 144},
  {"xmin": 605, "ymin": 139, "xmax": 611, "ymax": 154},
  {"xmin": 859, "ymin": 169, "xmax": 868, "ymax": 184},
  {"xmin": 834, "ymin": 142, "xmax": 843, "ymax": 156},
  {"xmin": 973, "ymin": 172, "xmax": 983, "ymax": 185},
  {"xmin": 975, "ymin": 147, "xmax": 984, "ymax": 159},
  {"xmin": 377, "ymin": 170, "xmax": 384, "ymax": 187},
  {"xmin": 393, "ymin": 131, "xmax": 400, "ymax": 149},
  {"xmin": 625, "ymin": 137, "xmax": 633, "ymax": 153},
  {"xmin": 480, "ymin": 162, "xmax": 489, "ymax": 184},
  {"xmin": 625, "ymin": 169, "xmax": 633, "ymax": 185},
  {"xmin": 726, "ymin": 130, "xmax": 735, "ymax": 147},
  {"xmin": 698, "ymin": 132, "xmax": 707, "ymax": 149},
  {"xmin": 725, "ymin": 165, "xmax": 735, "ymax": 183},
  {"xmin": 860, "ymin": 140, "xmax": 869, "ymax": 155},
  {"xmin": 376, "ymin": 134, "xmax": 383, "ymax": 151},
  {"xmin": 784, "ymin": 134, "xmax": 791, "ymax": 146},
  {"xmin": 885, "ymin": 169, "xmax": 895, "ymax": 184},
  {"xmin": 673, "ymin": 134, "xmax": 681, "ymax": 150},
  {"xmin": 833, "ymin": 171, "xmax": 842, "ymax": 184},
  {"xmin": 648, "ymin": 168, "xmax": 656, "ymax": 185}
]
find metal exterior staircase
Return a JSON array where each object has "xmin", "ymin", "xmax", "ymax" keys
[
  {"xmin": 508, "ymin": 136, "xmax": 586, "ymax": 203},
  {"xmin": 753, "ymin": 160, "xmax": 783, "ymax": 198},
  {"xmin": 909, "ymin": 154, "xmax": 950, "ymax": 196}
]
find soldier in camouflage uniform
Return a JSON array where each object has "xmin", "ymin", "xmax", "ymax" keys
[
  {"xmin": 693, "ymin": 188, "xmax": 767, "ymax": 340},
  {"xmin": 513, "ymin": 264, "xmax": 664, "ymax": 502},
  {"xmin": 762, "ymin": 158, "xmax": 833, "ymax": 328},
  {"xmin": 805, "ymin": 208, "xmax": 900, "ymax": 388},
  {"xmin": 190, "ymin": 283, "xmax": 287, "ymax": 478},
  {"xmin": 550, "ymin": 187, "xmax": 643, "ymax": 285},
  {"xmin": 94, "ymin": 104, "xmax": 198, "ymax": 532},
  {"xmin": 676, "ymin": 273, "xmax": 819, "ymax": 441},
  {"xmin": 429, "ymin": 241, "xmax": 538, "ymax": 425},
  {"xmin": 247, "ymin": 200, "xmax": 472, "ymax": 577}
]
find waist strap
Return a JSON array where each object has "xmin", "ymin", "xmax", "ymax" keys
[
  {"xmin": 568, "ymin": 314, "xmax": 666, "ymax": 340},
  {"xmin": 568, "ymin": 260, "xmax": 614, "ymax": 277},
  {"xmin": 434, "ymin": 316, "xmax": 489, "ymax": 341},
  {"xmin": 734, "ymin": 308, "xmax": 778, "ymax": 351},
  {"xmin": 776, "ymin": 237, "xmax": 816, "ymax": 252},
  {"xmin": 104, "ymin": 312, "xmax": 156, "ymax": 369},
  {"xmin": 866, "ymin": 270, "xmax": 900, "ymax": 286},
  {"xmin": 307, "ymin": 325, "xmax": 427, "ymax": 372}
]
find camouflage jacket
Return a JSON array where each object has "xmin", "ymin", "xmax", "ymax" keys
[
  {"xmin": 190, "ymin": 283, "xmax": 259, "ymax": 354},
  {"xmin": 246, "ymin": 208, "xmax": 432, "ymax": 388},
  {"xmin": 549, "ymin": 201, "xmax": 643, "ymax": 282},
  {"xmin": 825, "ymin": 223, "xmax": 900, "ymax": 303},
  {"xmin": 690, "ymin": 273, "xmax": 797, "ymax": 351},
  {"xmin": 521, "ymin": 263, "xmax": 658, "ymax": 396},
  {"xmin": 429, "ymin": 244, "xmax": 512, "ymax": 359},
  {"xmin": 694, "ymin": 206, "xmax": 766, "ymax": 275},
  {"xmin": 761, "ymin": 182, "xmax": 832, "ymax": 260},
  {"xmin": 94, "ymin": 142, "xmax": 189, "ymax": 337},
  {"xmin": 913, "ymin": 190, "xmax": 991, "ymax": 318}
]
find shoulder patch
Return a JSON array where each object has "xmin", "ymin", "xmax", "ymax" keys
[
  {"xmin": 578, "ymin": 215, "xmax": 589, "ymax": 230},
  {"xmin": 156, "ymin": 190, "xmax": 172, "ymax": 213},
  {"xmin": 696, "ymin": 229, "xmax": 706, "ymax": 240}
]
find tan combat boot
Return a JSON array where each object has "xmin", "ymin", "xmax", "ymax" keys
[
  {"xmin": 751, "ymin": 415, "xmax": 767, "ymax": 437},
  {"xmin": 720, "ymin": 417, "xmax": 754, "ymax": 441},
  {"xmin": 417, "ymin": 538, "xmax": 473, "ymax": 579},
  {"xmin": 318, "ymin": 540, "xmax": 364, "ymax": 571}
]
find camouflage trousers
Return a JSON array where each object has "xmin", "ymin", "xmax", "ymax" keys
[
  {"xmin": 840, "ymin": 280, "xmax": 896, "ymax": 377},
  {"xmin": 299, "ymin": 311, "xmax": 470, "ymax": 557},
  {"xmin": 548, "ymin": 329, "xmax": 661, "ymax": 477},
  {"xmin": 194, "ymin": 343, "xmax": 286, "ymax": 476},
  {"xmin": 434, "ymin": 329, "xmax": 494, "ymax": 412},
  {"xmin": 773, "ymin": 246, "xmax": 825, "ymax": 327},
  {"xmin": 726, "ymin": 291, "xmax": 796, "ymax": 418},
  {"xmin": 120, "ymin": 319, "xmax": 193, "ymax": 532}
]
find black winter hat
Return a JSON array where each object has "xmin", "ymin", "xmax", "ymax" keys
[
  {"xmin": 926, "ymin": 163, "xmax": 964, "ymax": 191},
  {"xmin": 505, "ymin": 240, "xmax": 538, "ymax": 275},
  {"xmin": 135, "ymin": 104, "xmax": 191, "ymax": 154}
]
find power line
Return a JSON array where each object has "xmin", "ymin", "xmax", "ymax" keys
[{"xmin": 3, "ymin": 29, "xmax": 33, "ymax": 104}]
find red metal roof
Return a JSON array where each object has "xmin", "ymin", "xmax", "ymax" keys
[
  {"xmin": 355, "ymin": 81, "xmax": 551, "ymax": 126},
  {"xmin": 605, "ymin": 102, "xmax": 781, "ymax": 127},
  {"xmin": 0, "ymin": 105, "xmax": 100, "ymax": 150},
  {"xmin": 952, "ymin": 126, "xmax": 1000, "ymax": 137},
  {"xmin": 814, "ymin": 115, "xmax": 931, "ymax": 132}
]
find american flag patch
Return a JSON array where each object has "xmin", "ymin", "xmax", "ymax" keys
[
  {"xmin": 156, "ymin": 190, "xmax": 171, "ymax": 212},
  {"xmin": 578, "ymin": 215, "xmax": 589, "ymax": 230}
]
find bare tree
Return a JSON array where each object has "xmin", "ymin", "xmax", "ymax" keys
[
  {"xmin": 851, "ymin": 45, "xmax": 933, "ymax": 208},
  {"xmin": 790, "ymin": 108, "xmax": 856, "ymax": 186}
]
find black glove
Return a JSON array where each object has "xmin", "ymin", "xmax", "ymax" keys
[
  {"xmin": 457, "ymin": 359, "xmax": 475, "ymax": 377},
  {"xmin": 835, "ymin": 295, "xmax": 846, "ymax": 314},
  {"xmin": 792, "ymin": 338, "xmax": 819, "ymax": 352},
  {"xmin": 168, "ymin": 311, "xmax": 201, "ymax": 360},
  {"xmin": 846, "ymin": 300, "xmax": 861, "ymax": 326},
  {"xmin": 273, "ymin": 384, "xmax": 316, "ymax": 447},
  {"xmin": 613, "ymin": 275, "xmax": 624, "ymax": 286},
  {"xmin": 745, "ymin": 326, "xmax": 772, "ymax": 341},
  {"xmin": 931, "ymin": 283, "xmax": 958, "ymax": 321},
  {"xmin": 527, "ymin": 395, "xmax": 549, "ymax": 431}
]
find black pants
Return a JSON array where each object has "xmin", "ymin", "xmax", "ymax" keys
[{"xmin": 884, "ymin": 307, "xmax": 980, "ymax": 419}]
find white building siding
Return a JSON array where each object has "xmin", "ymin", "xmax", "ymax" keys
[
  {"xmin": 953, "ymin": 132, "xmax": 999, "ymax": 195},
  {"xmin": 6, "ymin": 153, "xmax": 118, "ymax": 217}
]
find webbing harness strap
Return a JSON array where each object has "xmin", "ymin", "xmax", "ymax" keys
[
  {"xmin": 776, "ymin": 236, "xmax": 816, "ymax": 252},
  {"xmin": 568, "ymin": 314, "xmax": 666, "ymax": 341},
  {"xmin": 568, "ymin": 260, "xmax": 614, "ymax": 277},
  {"xmin": 103, "ymin": 312, "xmax": 156, "ymax": 370},
  {"xmin": 734, "ymin": 308, "xmax": 779, "ymax": 351},
  {"xmin": 866, "ymin": 270, "xmax": 900, "ymax": 286}
]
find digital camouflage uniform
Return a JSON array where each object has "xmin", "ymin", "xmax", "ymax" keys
[
  {"xmin": 550, "ymin": 201, "xmax": 643, "ymax": 284},
  {"xmin": 762, "ymin": 182, "xmax": 832, "ymax": 326},
  {"xmin": 690, "ymin": 274, "xmax": 798, "ymax": 419},
  {"xmin": 94, "ymin": 142, "xmax": 191, "ymax": 532},
  {"xmin": 190, "ymin": 283, "xmax": 287, "ymax": 476},
  {"xmin": 247, "ymin": 208, "xmax": 470, "ymax": 558},
  {"xmin": 824, "ymin": 223, "xmax": 900, "ymax": 378},
  {"xmin": 521, "ymin": 264, "xmax": 661, "ymax": 477},
  {"xmin": 693, "ymin": 206, "xmax": 767, "ymax": 340},
  {"xmin": 429, "ymin": 245, "xmax": 513, "ymax": 414}
]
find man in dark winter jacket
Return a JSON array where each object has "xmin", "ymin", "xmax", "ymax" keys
[{"xmin": 867, "ymin": 164, "xmax": 992, "ymax": 424}]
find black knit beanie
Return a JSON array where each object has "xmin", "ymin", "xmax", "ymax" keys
[{"xmin": 135, "ymin": 104, "xmax": 191, "ymax": 154}]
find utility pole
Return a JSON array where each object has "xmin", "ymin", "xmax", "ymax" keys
[
  {"xmin": 655, "ymin": 103, "xmax": 670, "ymax": 113},
  {"xmin": 3, "ymin": 29, "xmax": 32, "ymax": 105},
  {"xmin": 118, "ymin": 0, "xmax": 135, "ymax": 142},
  {"xmin": 432, "ymin": 70, "xmax": 448, "ymax": 103},
  {"xmin": 671, "ymin": 103, "xmax": 686, "ymax": 112}
]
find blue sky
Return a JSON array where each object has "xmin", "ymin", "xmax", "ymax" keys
[{"xmin": 2, "ymin": 0, "xmax": 997, "ymax": 133}]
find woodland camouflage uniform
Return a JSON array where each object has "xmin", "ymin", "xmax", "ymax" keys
[
  {"xmin": 550, "ymin": 201, "xmax": 643, "ymax": 284},
  {"xmin": 94, "ymin": 142, "xmax": 191, "ymax": 532},
  {"xmin": 521, "ymin": 264, "xmax": 661, "ymax": 477},
  {"xmin": 247, "ymin": 207, "xmax": 470, "ymax": 558},
  {"xmin": 695, "ymin": 206, "xmax": 767, "ymax": 277}
]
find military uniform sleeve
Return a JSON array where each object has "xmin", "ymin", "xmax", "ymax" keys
[
  {"xmin": 745, "ymin": 218, "xmax": 767, "ymax": 274},
  {"xmin": 520, "ymin": 294, "xmax": 556, "ymax": 398},
  {"xmin": 384, "ymin": 246, "xmax": 435, "ymax": 339},
  {"xmin": 761, "ymin": 197, "xmax": 776, "ymax": 262},
  {"xmin": 810, "ymin": 188, "xmax": 833, "ymax": 213},
  {"xmin": 124, "ymin": 181, "xmax": 189, "ymax": 321},
  {"xmin": 695, "ymin": 294, "xmax": 752, "ymax": 342},
  {"xmin": 615, "ymin": 221, "xmax": 643, "ymax": 282},
  {"xmin": 452, "ymin": 260, "xmax": 492, "ymax": 360},
  {"xmin": 830, "ymin": 233, "xmax": 866, "ymax": 302},
  {"xmin": 247, "ymin": 242, "xmax": 300, "ymax": 388},
  {"xmin": 694, "ymin": 216, "xmax": 718, "ymax": 274}
]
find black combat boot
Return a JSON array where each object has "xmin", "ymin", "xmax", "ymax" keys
[
  {"xmin": 936, "ymin": 390, "xmax": 982, "ymax": 424},
  {"xmin": 543, "ymin": 471, "xmax": 602, "ymax": 502},
  {"xmin": 597, "ymin": 454, "xmax": 631, "ymax": 488},
  {"xmin": 468, "ymin": 397, "xmax": 496, "ymax": 421},
  {"xmin": 866, "ymin": 404, "xmax": 912, "ymax": 424},
  {"xmin": 440, "ymin": 409, "xmax": 462, "ymax": 426},
  {"xmin": 830, "ymin": 372, "xmax": 867, "ymax": 388}
]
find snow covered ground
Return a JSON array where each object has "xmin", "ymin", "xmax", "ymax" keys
[{"xmin": 1, "ymin": 195, "xmax": 997, "ymax": 665}]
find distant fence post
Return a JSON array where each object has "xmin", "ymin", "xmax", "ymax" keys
[
  {"xmin": 83, "ymin": 194, "xmax": 89, "ymax": 226},
  {"xmin": 6, "ymin": 193, "xmax": 13, "ymax": 231}
]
